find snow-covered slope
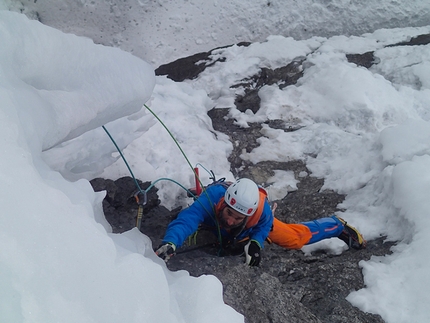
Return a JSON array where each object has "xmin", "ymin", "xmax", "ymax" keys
[{"xmin": 8, "ymin": 0, "xmax": 430, "ymax": 66}]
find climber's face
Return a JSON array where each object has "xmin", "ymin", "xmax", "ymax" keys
[{"xmin": 220, "ymin": 206, "xmax": 247, "ymax": 229}]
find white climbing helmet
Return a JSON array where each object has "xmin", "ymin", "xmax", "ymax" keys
[{"xmin": 224, "ymin": 178, "xmax": 260, "ymax": 216}]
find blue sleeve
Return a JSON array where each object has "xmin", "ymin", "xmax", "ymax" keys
[
  {"xmin": 162, "ymin": 185, "xmax": 225, "ymax": 248},
  {"xmin": 248, "ymin": 201, "xmax": 273, "ymax": 248}
]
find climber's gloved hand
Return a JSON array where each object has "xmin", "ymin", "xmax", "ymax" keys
[
  {"xmin": 155, "ymin": 242, "xmax": 176, "ymax": 262},
  {"xmin": 244, "ymin": 240, "xmax": 261, "ymax": 266}
]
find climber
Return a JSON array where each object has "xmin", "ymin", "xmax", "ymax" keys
[{"xmin": 155, "ymin": 178, "xmax": 366, "ymax": 266}]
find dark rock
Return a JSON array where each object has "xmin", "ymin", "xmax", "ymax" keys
[
  {"xmin": 155, "ymin": 42, "xmax": 251, "ymax": 81},
  {"xmin": 90, "ymin": 176, "xmax": 163, "ymax": 233},
  {"xmin": 346, "ymin": 51, "xmax": 376, "ymax": 68},
  {"xmin": 233, "ymin": 60, "xmax": 305, "ymax": 114},
  {"xmin": 388, "ymin": 33, "xmax": 430, "ymax": 47},
  {"xmin": 235, "ymin": 88, "xmax": 261, "ymax": 114},
  {"xmin": 155, "ymin": 51, "xmax": 220, "ymax": 82},
  {"xmin": 346, "ymin": 33, "xmax": 430, "ymax": 69}
]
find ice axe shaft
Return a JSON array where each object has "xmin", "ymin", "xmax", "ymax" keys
[{"xmin": 194, "ymin": 167, "xmax": 202, "ymax": 195}]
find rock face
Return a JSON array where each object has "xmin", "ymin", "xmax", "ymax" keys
[
  {"xmin": 92, "ymin": 174, "xmax": 390, "ymax": 323},
  {"xmin": 89, "ymin": 34, "xmax": 429, "ymax": 322}
]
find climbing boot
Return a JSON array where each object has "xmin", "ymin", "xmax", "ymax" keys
[{"xmin": 336, "ymin": 216, "xmax": 367, "ymax": 250}]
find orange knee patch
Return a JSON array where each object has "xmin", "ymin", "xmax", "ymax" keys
[{"xmin": 268, "ymin": 217, "xmax": 312, "ymax": 249}]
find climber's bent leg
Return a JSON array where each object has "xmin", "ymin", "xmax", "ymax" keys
[
  {"xmin": 301, "ymin": 215, "xmax": 344, "ymax": 245},
  {"xmin": 267, "ymin": 217, "xmax": 313, "ymax": 249}
]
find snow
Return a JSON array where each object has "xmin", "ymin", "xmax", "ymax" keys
[
  {"xmin": 1, "ymin": 1, "xmax": 430, "ymax": 322},
  {"xmin": 0, "ymin": 11, "xmax": 239, "ymax": 323},
  {"xmin": 9, "ymin": 0, "xmax": 430, "ymax": 67}
]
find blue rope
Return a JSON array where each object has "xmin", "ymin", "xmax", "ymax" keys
[
  {"xmin": 102, "ymin": 125, "xmax": 145, "ymax": 195},
  {"xmin": 103, "ymin": 125, "xmax": 197, "ymax": 196}
]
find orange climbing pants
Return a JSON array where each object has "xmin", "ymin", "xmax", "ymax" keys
[{"xmin": 267, "ymin": 217, "xmax": 312, "ymax": 249}]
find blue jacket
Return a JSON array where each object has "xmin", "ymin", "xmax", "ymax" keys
[{"xmin": 162, "ymin": 183, "xmax": 274, "ymax": 248}]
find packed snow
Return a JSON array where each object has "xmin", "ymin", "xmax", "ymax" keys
[
  {"xmin": 0, "ymin": 11, "xmax": 241, "ymax": 323},
  {"xmin": 11, "ymin": 0, "xmax": 430, "ymax": 67},
  {"xmin": 2, "ymin": 1, "xmax": 430, "ymax": 323}
]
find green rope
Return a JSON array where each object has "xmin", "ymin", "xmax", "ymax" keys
[
  {"xmin": 148, "ymin": 177, "xmax": 194, "ymax": 196},
  {"xmin": 143, "ymin": 104, "xmax": 204, "ymax": 187},
  {"xmin": 143, "ymin": 104, "xmax": 223, "ymax": 245},
  {"xmin": 102, "ymin": 105, "xmax": 224, "ymax": 247}
]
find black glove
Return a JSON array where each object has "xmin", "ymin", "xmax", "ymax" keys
[
  {"xmin": 244, "ymin": 240, "xmax": 261, "ymax": 266},
  {"xmin": 155, "ymin": 242, "xmax": 176, "ymax": 262}
]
